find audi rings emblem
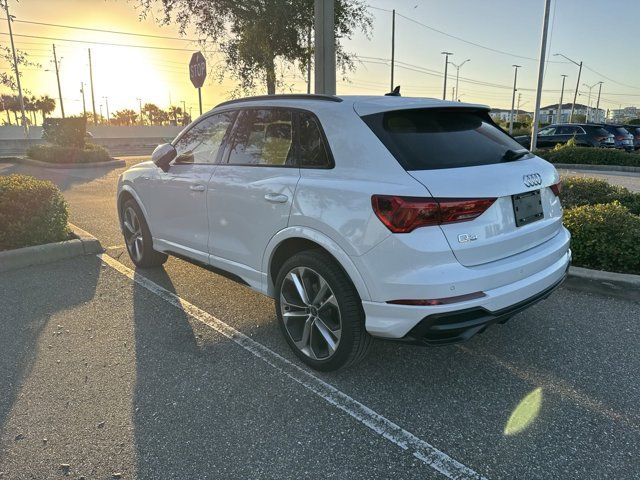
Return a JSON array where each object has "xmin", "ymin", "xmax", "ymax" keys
[{"xmin": 523, "ymin": 173, "xmax": 542, "ymax": 188}]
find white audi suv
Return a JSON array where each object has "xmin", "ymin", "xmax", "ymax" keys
[{"xmin": 117, "ymin": 94, "xmax": 570, "ymax": 371}]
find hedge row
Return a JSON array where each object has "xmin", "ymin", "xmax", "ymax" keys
[
  {"xmin": 561, "ymin": 177, "xmax": 640, "ymax": 215},
  {"xmin": 26, "ymin": 143, "xmax": 111, "ymax": 164},
  {"xmin": 537, "ymin": 145, "xmax": 640, "ymax": 167},
  {"xmin": 0, "ymin": 175, "xmax": 69, "ymax": 251}
]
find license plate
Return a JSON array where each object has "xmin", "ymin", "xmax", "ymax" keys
[{"xmin": 512, "ymin": 190, "xmax": 544, "ymax": 227}]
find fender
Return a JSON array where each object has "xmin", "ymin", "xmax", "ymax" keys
[
  {"xmin": 262, "ymin": 226, "xmax": 372, "ymax": 301},
  {"xmin": 117, "ymin": 184, "xmax": 156, "ymax": 238}
]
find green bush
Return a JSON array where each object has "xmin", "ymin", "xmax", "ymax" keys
[
  {"xmin": 0, "ymin": 175, "xmax": 69, "ymax": 251},
  {"xmin": 537, "ymin": 144, "xmax": 640, "ymax": 167},
  {"xmin": 42, "ymin": 117, "xmax": 87, "ymax": 148},
  {"xmin": 564, "ymin": 202, "xmax": 640, "ymax": 274},
  {"xmin": 561, "ymin": 176, "xmax": 640, "ymax": 214},
  {"xmin": 27, "ymin": 143, "xmax": 111, "ymax": 164}
]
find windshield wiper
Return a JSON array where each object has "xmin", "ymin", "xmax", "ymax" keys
[{"xmin": 502, "ymin": 149, "xmax": 529, "ymax": 162}]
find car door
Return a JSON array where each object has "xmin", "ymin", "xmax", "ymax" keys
[
  {"xmin": 144, "ymin": 111, "xmax": 236, "ymax": 263},
  {"xmin": 207, "ymin": 107, "xmax": 300, "ymax": 286}
]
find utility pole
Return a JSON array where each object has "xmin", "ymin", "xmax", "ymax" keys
[
  {"xmin": 557, "ymin": 74, "xmax": 567, "ymax": 123},
  {"xmin": 99, "ymin": 104, "xmax": 103, "ymax": 123},
  {"xmin": 390, "ymin": 9, "xmax": 395, "ymax": 91},
  {"xmin": 509, "ymin": 64, "xmax": 521, "ymax": 135},
  {"xmin": 441, "ymin": 52, "xmax": 453, "ymax": 100},
  {"xmin": 137, "ymin": 97, "xmax": 143, "ymax": 125},
  {"xmin": 306, "ymin": 24, "xmax": 312, "ymax": 94},
  {"xmin": 52, "ymin": 44, "xmax": 65, "ymax": 118},
  {"xmin": 88, "ymin": 48, "xmax": 97, "ymax": 125},
  {"xmin": 530, "ymin": 0, "xmax": 552, "ymax": 151},
  {"xmin": 595, "ymin": 82, "xmax": 603, "ymax": 123},
  {"xmin": 80, "ymin": 82, "xmax": 86, "ymax": 118},
  {"xmin": 583, "ymin": 81, "xmax": 600, "ymax": 123},
  {"xmin": 314, "ymin": 0, "xmax": 336, "ymax": 95},
  {"xmin": 102, "ymin": 96, "xmax": 110, "ymax": 125},
  {"xmin": 4, "ymin": 0, "xmax": 28, "ymax": 137},
  {"xmin": 181, "ymin": 100, "xmax": 186, "ymax": 124},
  {"xmin": 450, "ymin": 59, "xmax": 470, "ymax": 101},
  {"xmin": 516, "ymin": 92, "xmax": 522, "ymax": 123},
  {"xmin": 554, "ymin": 53, "xmax": 582, "ymax": 122}
]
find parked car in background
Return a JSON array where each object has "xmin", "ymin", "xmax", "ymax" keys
[
  {"xmin": 117, "ymin": 94, "xmax": 570, "ymax": 371},
  {"xmin": 623, "ymin": 124, "xmax": 640, "ymax": 150},
  {"xmin": 514, "ymin": 123, "xmax": 615, "ymax": 149},
  {"xmin": 599, "ymin": 125, "xmax": 634, "ymax": 151}
]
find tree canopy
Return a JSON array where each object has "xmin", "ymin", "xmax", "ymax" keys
[{"xmin": 135, "ymin": 0, "xmax": 371, "ymax": 95}]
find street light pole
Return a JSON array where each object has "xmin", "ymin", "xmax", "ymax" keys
[
  {"xmin": 441, "ymin": 52, "xmax": 453, "ymax": 100},
  {"xmin": 88, "ymin": 48, "xmax": 97, "ymax": 125},
  {"xmin": 450, "ymin": 59, "xmax": 470, "ymax": 101},
  {"xmin": 52, "ymin": 44, "xmax": 65, "ymax": 118},
  {"xmin": 595, "ymin": 82, "xmax": 603, "ymax": 123},
  {"xmin": 557, "ymin": 75, "xmax": 567, "ymax": 123},
  {"xmin": 102, "ymin": 96, "xmax": 110, "ymax": 125},
  {"xmin": 137, "ymin": 97, "xmax": 143, "ymax": 125},
  {"xmin": 530, "ymin": 0, "xmax": 552, "ymax": 152},
  {"xmin": 390, "ymin": 9, "xmax": 395, "ymax": 92},
  {"xmin": 314, "ymin": 0, "xmax": 336, "ymax": 95},
  {"xmin": 4, "ymin": 0, "xmax": 28, "ymax": 137},
  {"xmin": 80, "ymin": 82, "xmax": 86, "ymax": 118},
  {"xmin": 509, "ymin": 64, "xmax": 521, "ymax": 135}
]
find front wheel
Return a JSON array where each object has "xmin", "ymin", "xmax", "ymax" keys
[
  {"xmin": 121, "ymin": 199, "xmax": 168, "ymax": 268},
  {"xmin": 275, "ymin": 250, "xmax": 372, "ymax": 371}
]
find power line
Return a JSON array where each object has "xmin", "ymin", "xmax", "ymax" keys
[
  {"xmin": 0, "ymin": 31, "xmax": 215, "ymax": 53},
  {"xmin": 0, "ymin": 17, "xmax": 198, "ymax": 42}
]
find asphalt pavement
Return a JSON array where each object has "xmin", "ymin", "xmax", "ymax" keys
[{"xmin": 1, "ymin": 158, "xmax": 639, "ymax": 479}]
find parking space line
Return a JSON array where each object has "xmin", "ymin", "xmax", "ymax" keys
[{"xmin": 98, "ymin": 253, "xmax": 487, "ymax": 480}]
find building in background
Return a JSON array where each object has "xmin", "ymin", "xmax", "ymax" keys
[
  {"xmin": 489, "ymin": 108, "xmax": 532, "ymax": 123},
  {"xmin": 607, "ymin": 107, "xmax": 639, "ymax": 123},
  {"xmin": 539, "ymin": 103, "xmax": 605, "ymax": 124}
]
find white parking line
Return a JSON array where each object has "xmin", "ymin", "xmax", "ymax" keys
[{"xmin": 98, "ymin": 253, "xmax": 487, "ymax": 480}]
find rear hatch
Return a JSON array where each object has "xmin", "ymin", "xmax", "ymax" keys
[{"xmin": 361, "ymin": 106, "xmax": 562, "ymax": 267}]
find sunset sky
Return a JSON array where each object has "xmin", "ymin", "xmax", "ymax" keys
[{"xmin": 2, "ymin": 0, "xmax": 639, "ymax": 118}]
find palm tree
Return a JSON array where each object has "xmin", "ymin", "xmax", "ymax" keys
[
  {"xmin": 112, "ymin": 109, "xmax": 138, "ymax": 126},
  {"xmin": 0, "ymin": 94, "xmax": 13, "ymax": 125},
  {"xmin": 36, "ymin": 95, "xmax": 56, "ymax": 123},
  {"xmin": 168, "ymin": 105, "xmax": 182, "ymax": 126}
]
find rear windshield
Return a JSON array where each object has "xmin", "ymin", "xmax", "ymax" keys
[
  {"xmin": 615, "ymin": 127, "xmax": 630, "ymax": 135},
  {"xmin": 362, "ymin": 108, "xmax": 529, "ymax": 170},
  {"xmin": 593, "ymin": 127, "xmax": 611, "ymax": 137}
]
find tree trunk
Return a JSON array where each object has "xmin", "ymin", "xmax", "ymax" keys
[
  {"xmin": 5, "ymin": 110, "xmax": 11, "ymax": 125},
  {"xmin": 266, "ymin": 57, "xmax": 276, "ymax": 95}
]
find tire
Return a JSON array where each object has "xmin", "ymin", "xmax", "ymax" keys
[
  {"xmin": 121, "ymin": 198, "xmax": 168, "ymax": 268},
  {"xmin": 274, "ymin": 249, "xmax": 372, "ymax": 371}
]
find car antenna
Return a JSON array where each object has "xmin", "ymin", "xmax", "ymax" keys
[{"xmin": 385, "ymin": 86, "xmax": 401, "ymax": 96}]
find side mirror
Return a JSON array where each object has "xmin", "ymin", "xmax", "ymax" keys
[{"xmin": 151, "ymin": 143, "xmax": 177, "ymax": 172}]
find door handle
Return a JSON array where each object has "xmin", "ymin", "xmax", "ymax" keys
[
  {"xmin": 190, "ymin": 184, "xmax": 206, "ymax": 192},
  {"xmin": 264, "ymin": 193, "xmax": 288, "ymax": 204}
]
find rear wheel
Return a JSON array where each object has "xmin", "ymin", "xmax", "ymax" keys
[
  {"xmin": 275, "ymin": 250, "xmax": 372, "ymax": 371},
  {"xmin": 121, "ymin": 199, "xmax": 168, "ymax": 268}
]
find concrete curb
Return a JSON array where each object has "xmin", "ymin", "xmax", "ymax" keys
[
  {"xmin": 554, "ymin": 162, "xmax": 640, "ymax": 174},
  {"xmin": 0, "ymin": 223, "xmax": 103, "ymax": 273},
  {"xmin": 566, "ymin": 266, "xmax": 640, "ymax": 301},
  {"xmin": 3, "ymin": 155, "xmax": 126, "ymax": 169}
]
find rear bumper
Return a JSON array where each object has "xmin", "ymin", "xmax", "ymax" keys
[
  {"xmin": 361, "ymin": 243, "xmax": 571, "ymax": 340},
  {"xmin": 401, "ymin": 270, "xmax": 567, "ymax": 345}
]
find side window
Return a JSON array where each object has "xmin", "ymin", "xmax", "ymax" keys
[
  {"xmin": 538, "ymin": 127, "xmax": 556, "ymax": 136},
  {"xmin": 174, "ymin": 111, "xmax": 235, "ymax": 164},
  {"xmin": 299, "ymin": 112, "xmax": 331, "ymax": 168},
  {"xmin": 556, "ymin": 126, "xmax": 578, "ymax": 135},
  {"xmin": 226, "ymin": 109, "xmax": 294, "ymax": 166}
]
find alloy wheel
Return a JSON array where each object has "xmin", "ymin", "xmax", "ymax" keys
[
  {"xmin": 123, "ymin": 206, "xmax": 144, "ymax": 263},
  {"xmin": 279, "ymin": 266, "xmax": 342, "ymax": 360}
]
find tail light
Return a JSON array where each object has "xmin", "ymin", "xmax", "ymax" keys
[
  {"xmin": 550, "ymin": 181, "xmax": 562, "ymax": 197},
  {"xmin": 371, "ymin": 195, "xmax": 496, "ymax": 233},
  {"xmin": 594, "ymin": 136, "xmax": 606, "ymax": 142},
  {"xmin": 615, "ymin": 135, "xmax": 625, "ymax": 140}
]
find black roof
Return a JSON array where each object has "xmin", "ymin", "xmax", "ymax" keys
[{"xmin": 215, "ymin": 94, "xmax": 343, "ymax": 108}]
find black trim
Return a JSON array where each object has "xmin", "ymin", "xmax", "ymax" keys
[
  {"xmin": 398, "ymin": 273, "xmax": 567, "ymax": 346},
  {"xmin": 167, "ymin": 251, "xmax": 250, "ymax": 287},
  {"xmin": 215, "ymin": 94, "xmax": 342, "ymax": 108}
]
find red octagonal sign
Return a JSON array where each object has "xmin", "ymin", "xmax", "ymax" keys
[{"xmin": 189, "ymin": 51, "xmax": 207, "ymax": 89}]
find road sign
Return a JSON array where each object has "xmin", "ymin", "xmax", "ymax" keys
[{"xmin": 189, "ymin": 51, "xmax": 207, "ymax": 89}]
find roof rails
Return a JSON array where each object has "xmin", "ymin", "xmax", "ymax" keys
[{"xmin": 215, "ymin": 94, "xmax": 343, "ymax": 108}]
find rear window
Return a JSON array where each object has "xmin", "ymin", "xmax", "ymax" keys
[
  {"xmin": 593, "ymin": 127, "xmax": 611, "ymax": 137},
  {"xmin": 615, "ymin": 127, "xmax": 630, "ymax": 135},
  {"xmin": 362, "ymin": 108, "xmax": 528, "ymax": 170}
]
